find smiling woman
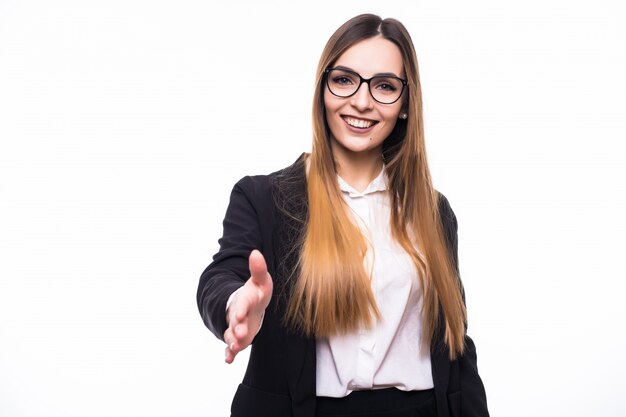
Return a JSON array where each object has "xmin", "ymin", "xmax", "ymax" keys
[
  {"xmin": 197, "ymin": 13, "xmax": 489, "ymax": 417},
  {"xmin": 323, "ymin": 36, "xmax": 406, "ymax": 190}
]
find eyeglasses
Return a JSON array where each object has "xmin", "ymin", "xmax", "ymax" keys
[{"xmin": 324, "ymin": 67, "xmax": 407, "ymax": 104}]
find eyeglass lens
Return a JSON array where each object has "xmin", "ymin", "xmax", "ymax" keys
[{"xmin": 326, "ymin": 69, "xmax": 404, "ymax": 104}]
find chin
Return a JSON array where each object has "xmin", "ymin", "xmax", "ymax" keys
[{"xmin": 339, "ymin": 140, "xmax": 381, "ymax": 154}]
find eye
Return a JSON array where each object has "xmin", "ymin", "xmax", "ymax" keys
[
  {"xmin": 332, "ymin": 75, "xmax": 355, "ymax": 85},
  {"xmin": 372, "ymin": 78, "xmax": 399, "ymax": 92}
]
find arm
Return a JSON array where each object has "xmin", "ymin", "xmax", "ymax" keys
[
  {"xmin": 196, "ymin": 177, "xmax": 264, "ymax": 341},
  {"xmin": 439, "ymin": 193, "xmax": 490, "ymax": 417}
]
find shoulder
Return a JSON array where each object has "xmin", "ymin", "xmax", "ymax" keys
[
  {"xmin": 235, "ymin": 153, "xmax": 307, "ymax": 188},
  {"xmin": 231, "ymin": 153, "xmax": 307, "ymax": 206},
  {"xmin": 436, "ymin": 191, "xmax": 457, "ymax": 226}
]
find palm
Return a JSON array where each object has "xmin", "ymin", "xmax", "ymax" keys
[{"xmin": 223, "ymin": 250, "xmax": 273, "ymax": 363}]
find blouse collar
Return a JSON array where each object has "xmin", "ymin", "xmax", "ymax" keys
[{"xmin": 337, "ymin": 166, "xmax": 388, "ymax": 198}]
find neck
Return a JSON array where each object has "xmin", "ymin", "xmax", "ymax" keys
[{"xmin": 331, "ymin": 143, "xmax": 384, "ymax": 192}]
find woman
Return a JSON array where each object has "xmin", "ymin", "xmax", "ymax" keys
[{"xmin": 197, "ymin": 14, "xmax": 489, "ymax": 417}]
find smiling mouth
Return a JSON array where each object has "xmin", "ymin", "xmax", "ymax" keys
[{"xmin": 342, "ymin": 116, "xmax": 378, "ymax": 129}]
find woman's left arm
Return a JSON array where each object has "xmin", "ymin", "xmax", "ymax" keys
[{"xmin": 439, "ymin": 193, "xmax": 490, "ymax": 417}]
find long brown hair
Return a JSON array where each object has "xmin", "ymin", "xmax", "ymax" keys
[{"xmin": 285, "ymin": 14, "xmax": 467, "ymax": 359}]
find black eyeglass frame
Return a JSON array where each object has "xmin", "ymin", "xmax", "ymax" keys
[{"xmin": 324, "ymin": 67, "xmax": 408, "ymax": 105}]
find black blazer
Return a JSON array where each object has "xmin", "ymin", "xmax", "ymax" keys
[{"xmin": 197, "ymin": 154, "xmax": 489, "ymax": 417}]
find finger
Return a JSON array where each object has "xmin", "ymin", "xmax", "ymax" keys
[
  {"xmin": 225, "ymin": 345, "xmax": 236, "ymax": 364},
  {"xmin": 225, "ymin": 323, "xmax": 249, "ymax": 352},
  {"xmin": 223, "ymin": 327, "xmax": 236, "ymax": 350},
  {"xmin": 249, "ymin": 249, "xmax": 269, "ymax": 286},
  {"xmin": 234, "ymin": 322, "xmax": 249, "ymax": 341}
]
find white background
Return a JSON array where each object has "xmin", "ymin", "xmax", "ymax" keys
[{"xmin": 1, "ymin": 0, "xmax": 625, "ymax": 416}]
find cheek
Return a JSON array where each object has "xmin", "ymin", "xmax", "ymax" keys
[
  {"xmin": 387, "ymin": 109, "xmax": 400, "ymax": 121},
  {"xmin": 323, "ymin": 93, "xmax": 343, "ymax": 130},
  {"xmin": 387, "ymin": 103, "xmax": 403, "ymax": 120},
  {"xmin": 323, "ymin": 91, "xmax": 339, "ymax": 116},
  {"xmin": 382, "ymin": 108, "xmax": 401, "ymax": 130}
]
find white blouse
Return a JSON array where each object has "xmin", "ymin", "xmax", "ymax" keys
[{"xmin": 315, "ymin": 167, "xmax": 433, "ymax": 397}]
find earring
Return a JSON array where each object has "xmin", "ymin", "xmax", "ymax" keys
[{"xmin": 399, "ymin": 112, "xmax": 408, "ymax": 120}]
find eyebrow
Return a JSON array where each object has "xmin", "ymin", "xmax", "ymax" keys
[{"xmin": 333, "ymin": 65, "xmax": 402, "ymax": 79}]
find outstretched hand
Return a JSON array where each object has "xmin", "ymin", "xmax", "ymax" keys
[{"xmin": 223, "ymin": 249, "xmax": 273, "ymax": 364}]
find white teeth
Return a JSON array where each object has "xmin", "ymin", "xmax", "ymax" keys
[{"xmin": 344, "ymin": 117, "xmax": 374, "ymax": 129}]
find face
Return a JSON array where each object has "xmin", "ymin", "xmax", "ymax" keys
[{"xmin": 324, "ymin": 36, "xmax": 405, "ymax": 161}]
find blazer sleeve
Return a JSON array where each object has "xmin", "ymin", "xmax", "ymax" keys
[
  {"xmin": 196, "ymin": 176, "xmax": 265, "ymax": 341},
  {"xmin": 439, "ymin": 193, "xmax": 490, "ymax": 417}
]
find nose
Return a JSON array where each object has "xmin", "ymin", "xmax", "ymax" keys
[{"xmin": 349, "ymin": 82, "xmax": 374, "ymax": 111}]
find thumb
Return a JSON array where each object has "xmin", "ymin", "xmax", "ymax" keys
[{"xmin": 249, "ymin": 249, "xmax": 269, "ymax": 286}]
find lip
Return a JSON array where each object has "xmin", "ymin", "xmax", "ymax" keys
[{"xmin": 341, "ymin": 115, "xmax": 379, "ymax": 133}]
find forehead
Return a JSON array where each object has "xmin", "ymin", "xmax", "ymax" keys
[{"xmin": 333, "ymin": 36, "xmax": 404, "ymax": 78}]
